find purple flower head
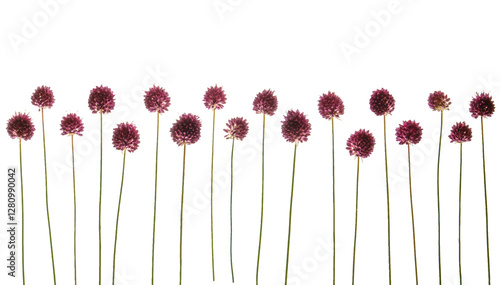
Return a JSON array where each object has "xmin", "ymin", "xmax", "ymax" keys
[
  {"xmin": 88, "ymin": 85, "xmax": 116, "ymax": 114},
  {"xmin": 369, "ymin": 88, "xmax": 395, "ymax": 116},
  {"xmin": 112, "ymin": 122, "xmax": 140, "ymax": 153},
  {"xmin": 449, "ymin": 122, "xmax": 472, "ymax": 143},
  {"xmin": 224, "ymin": 117, "xmax": 249, "ymax": 140},
  {"xmin": 144, "ymin": 85, "xmax": 171, "ymax": 113},
  {"xmin": 469, "ymin": 92, "xmax": 495, "ymax": 118},
  {"xmin": 203, "ymin": 85, "xmax": 227, "ymax": 110},
  {"xmin": 60, "ymin": 113, "xmax": 84, "ymax": 136},
  {"xmin": 31, "ymin": 86, "xmax": 55, "ymax": 109},
  {"xmin": 346, "ymin": 129, "xmax": 375, "ymax": 158},
  {"xmin": 428, "ymin": 91, "xmax": 451, "ymax": 111},
  {"xmin": 395, "ymin": 120, "xmax": 423, "ymax": 145},
  {"xmin": 170, "ymin": 113, "xmax": 202, "ymax": 146},
  {"xmin": 253, "ymin": 89, "xmax": 278, "ymax": 116},
  {"xmin": 6, "ymin": 112, "xmax": 35, "ymax": 141},
  {"xmin": 318, "ymin": 91, "xmax": 345, "ymax": 120},
  {"xmin": 281, "ymin": 110, "xmax": 312, "ymax": 144}
]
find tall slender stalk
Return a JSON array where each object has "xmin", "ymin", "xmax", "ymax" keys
[
  {"xmin": 151, "ymin": 111, "xmax": 160, "ymax": 285},
  {"xmin": 210, "ymin": 108, "xmax": 216, "ymax": 281},
  {"xmin": 458, "ymin": 143, "xmax": 463, "ymax": 285},
  {"xmin": 41, "ymin": 108, "xmax": 57, "ymax": 285},
  {"xmin": 98, "ymin": 110, "xmax": 103, "ymax": 285},
  {"xmin": 407, "ymin": 143, "xmax": 418, "ymax": 285},
  {"xmin": 179, "ymin": 145, "xmax": 187, "ymax": 285},
  {"xmin": 480, "ymin": 116, "xmax": 491, "ymax": 285},
  {"xmin": 256, "ymin": 113, "xmax": 266, "ymax": 285},
  {"xmin": 229, "ymin": 137, "xmax": 235, "ymax": 282},
  {"xmin": 331, "ymin": 118, "xmax": 336, "ymax": 285},
  {"xmin": 112, "ymin": 151, "xmax": 127, "ymax": 285},
  {"xmin": 71, "ymin": 135, "xmax": 77, "ymax": 285},
  {"xmin": 436, "ymin": 111, "xmax": 443, "ymax": 285},
  {"xmin": 352, "ymin": 157, "xmax": 360, "ymax": 285},
  {"xmin": 19, "ymin": 139, "xmax": 26, "ymax": 285},
  {"xmin": 383, "ymin": 115, "xmax": 392, "ymax": 285},
  {"xmin": 284, "ymin": 143, "xmax": 298, "ymax": 285}
]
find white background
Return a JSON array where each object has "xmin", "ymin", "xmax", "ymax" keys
[{"xmin": 1, "ymin": 0, "xmax": 500, "ymax": 284}]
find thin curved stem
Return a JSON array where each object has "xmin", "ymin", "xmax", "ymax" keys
[
  {"xmin": 436, "ymin": 111, "xmax": 443, "ymax": 285},
  {"xmin": 480, "ymin": 116, "xmax": 491, "ymax": 285},
  {"xmin": 179, "ymin": 145, "xmax": 187, "ymax": 285},
  {"xmin": 284, "ymin": 143, "xmax": 298, "ymax": 285},
  {"xmin": 19, "ymin": 139, "xmax": 25, "ymax": 285},
  {"xmin": 332, "ymin": 118, "xmax": 336, "ymax": 285},
  {"xmin": 230, "ymin": 137, "xmax": 235, "ymax": 283},
  {"xmin": 99, "ymin": 111, "xmax": 103, "ymax": 285},
  {"xmin": 210, "ymin": 108, "xmax": 216, "ymax": 281},
  {"xmin": 352, "ymin": 156, "xmax": 360, "ymax": 285},
  {"xmin": 151, "ymin": 111, "xmax": 160, "ymax": 285},
  {"xmin": 383, "ymin": 115, "xmax": 392, "ymax": 285},
  {"xmin": 458, "ymin": 143, "xmax": 463, "ymax": 285},
  {"xmin": 408, "ymin": 144, "xmax": 418, "ymax": 285},
  {"xmin": 71, "ymin": 135, "xmax": 77, "ymax": 285},
  {"xmin": 42, "ymin": 109, "xmax": 57, "ymax": 285},
  {"xmin": 112, "ymin": 151, "xmax": 127, "ymax": 285},
  {"xmin": 256, "ymin": 113, "xmax": 266, "ymax": 285}
]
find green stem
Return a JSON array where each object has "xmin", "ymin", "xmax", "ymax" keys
[
  {"xmin": 284, "ymin": 143, "xmax": 298, "ymax": 285},
  {"xmin": 19, "ymin": 139, "xmax": 25, "ymax": 285},
  {"xmin": 151, "ymin": 111, "xmax": 160, "ymax": 285},
  {"xmin": 71, "ymin": 135, "xmax": 77, "ymax": 285},
  {"xmin": 480, "ymin": 116, "xmax": 491, "ymax": 285},
  {"xmin": 458, "ymin": 143, "xmax": 463, "ymax": 285},
  {"xmin": 99, "ymin": 111, "xmax": 103, "ymax": 285},
  {"xmin": 436, "ymin": 111, "xmax": 443, "ymax": 285},
  {"xmin": 383, "ymin": 115, "xmax": 392, "ymax": 285},
  {"xmin": 210, "ymin": 108, "xmax": 216, "ymax": 281},
  {"xmin": 352, "ymin": 156, "xmax": 360, "ymax": 285},
  {"xmin": 256, "ymin": 113, "xmax": 265, "ymax": 285},
  {"xmin": 230, "ymin": 137, "xmax": 235, "ymax": 283},
  {"xmin": 407, "ymin": 144, "xmax": 418, "ymax": 285},
  {"xmin": 332, "ymin": 118, "xmax": 336, "ymax": 285},
  {"xmin": 42, "ymin": 108, "xmax": 57, "ymax": 285},
  {"xmin": 112, "ymin": 151, "xmax": 127, "ymax": 285},
  {"xmin": 180, "ymin": 145, "xmax": 187, "ymax": 285}
]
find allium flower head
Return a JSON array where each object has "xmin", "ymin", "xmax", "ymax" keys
[
  {"xmin": 203, "ymin": 85, "xmax": 227, "ymax": 110},
  {"xmin": 224, "ymin": 117, "xmax": 249, "ymax": 140},
  {"xmin": 6, "ymin": 112, "xmax": 35, "ymax": 141},
  {"xmin": 469, "ymin": 92, "xmax": 495, "ymax": 118},
  {"xmin": 449, "ymin": 122, "xmax": 472, "ymax": 143},
  {"xmin": 31, "ymin": 85, "xmax": 55, "ymax": 109},
  {"xmin": 112, "ymin": 122, "xmax": 140, "ymax": 152},
  {"xmin": 395, "ymin": 120, "xmax": 423, "ymax": 145},
  {"xmin": 144, "ymin": 85, "xmax": 171, "ymax": 113},
  {"xmin": 346, "ymin": 129, "xmax": 375, "ymax": 158},
  {"xmin": 88, "ymin": 85, "xmax": 116, "ymax": 114},
  {"xmin": 281, "ymin": 110, "xmax": 312, "ymax": 143},
  {"xmin": 170, "ymin": 113, "xmax": 202, "ymax": 146},
  {"xmin": 318, "ymin": 91, "xmax": 345, "ymax": 120},
  {"xmin": 253, "ymin": 89, "xmax": 278, "ymax": 116},
  {"xmin": 369, "ymin": 88, "xmax": 395, "ymax": 116},
  {"xmin": 60, "ymin": 113, "xmax": 84, "ymax": 136},
  {"xmin": 428, "ymin": 91, "xmax": 451, "ymax": 111}
]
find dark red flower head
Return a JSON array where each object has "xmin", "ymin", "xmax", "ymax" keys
[
  {"xmin": 281, "ymin": 110, "xmax": 312, "ymax": 144},
  {"xmin": 369, "ymin": 88, "xmax": 395, "ymax": 116},
  {"xmin": 428, "ymin": 91, "xmax": 451, "ymax": 111},
  {"xmin": 60, "ymin": 113, "xmax": 84, "ymax": 136},
  {"xmin": 253, "ymin": 89, "xmax": 278, "ymax": 116},
  {"xmin": 31, "ymin": 86, "xmax": 55, "ymax": 109},
  {"xmin": 112, "ymin": 122, "xmax": 140, "ymax": 153},
  {"xmin": 170, "ymin": 113, "xmax": 202, "ymax": 146},
  {"xmin": 224, "ymin": 117, "xmax": 249, "ymax": 140},
  {"xmin": 449, "ymin": 122, "xmax": 472, "ymax": 143},
  {"xmin": 346, "ymin": 129, "xmax": 375, "ymax": 158},
  {"xmin": 144, "ymin": 85, "xmax": 171, "ymax": 113},
  {"xmin": 203, "ymin": 85, "xmax": 227, "ymax": 110},
  {"xmin": 318, "ymin": 91, "xmax": 345, "ymax": 120},
  {"xmin": 396, "ymin": 120, "xmax": 423, "ymax": 145},
  {"xmin": 469, "ymin": 92, "xmax": 495, "ymax": 118},
  {"xmin": 6, "ymin": 112, "xmax": 35, "ymax": 141},
  {"xmin": 88, "ymin": 85, "xmax": 116, "ymax": 114}
]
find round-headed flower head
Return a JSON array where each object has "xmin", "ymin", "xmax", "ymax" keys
[
  {"xmin": 469, "ymin": 92, "xmax": 495, "ymax": 118},
  {"xmin": 318, "ymin": 91, "xmax": 345, "ymax": 120},
  {"xmin": 112, "ymin": 122, "xmax": 140, "ymax": 153},
  {"xmin": 6, "ymin": 112, "xmax": 36, "ymax": 141},
  {"xmin": 449, "ymin": 122, "xmax": 472, "ymax": 143},
  {"xmin": 88, "ymin": 85, "xmax": 116, "ymax": 114},
  {"xmin": 224, "ymin": 117, "xmax": 249, "ymax": 140},
  {"xmin": 31, "ymin": 85, "xmax": 55, "ymax": 109},
  {"xmin": 346, "ymin": 129, "xmax": 375, "ymax": 158},
  {"xmin": 203, "ymin": 85, "xmax": 227, "ymax": 110},
  {"xmin": 369, "ymin": 88, "xmax": 395, "ymax": 116},
  {"xmin": 281, "ymin": 110, "xmax": 312, "ymax": 144},
  {"xmin": 428, "ymin": 91, "xmax": 451, "ymax": 111},
  {"xmin": 253, "ymin": 89, "xmax": 278, "ymax": 116},
  {"xmin": 144, "ymin": 85, "xmax": 171, "ymax": 113},
  {"xmin": 170, "ymin": 113, "xmax": 202, "ymax": 146},
  {"xmin": 395, "ymin": 120, "xmax": 423, "ymax": 145},
  {"xmin": 60, "ymin": 113, "xmax": 84, "ymax": 136}
]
